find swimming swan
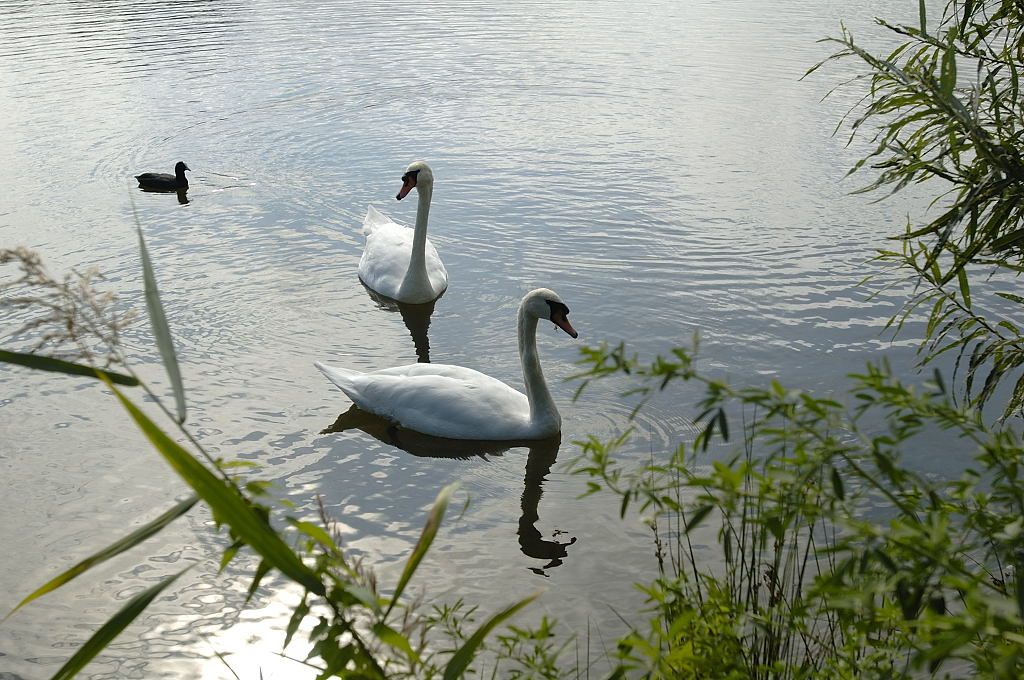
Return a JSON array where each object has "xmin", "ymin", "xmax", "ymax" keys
[
  {"xmin": 358, "ymin": 161, "xmax": 447, "ymax": 304},
  {"xmin": 315, "ymin": 288, "xmax": 578, "ymax": 440}
]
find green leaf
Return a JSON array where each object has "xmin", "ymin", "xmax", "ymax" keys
[
  {"xmin": 996, "ymin": 292, "xmax": 1024, "ymax": 305},
  {"xmin": 990, "ymin": 228, "xmax": 1024, "ymax": 251},
  {"xmin": 831, "ymin": 468, "xmax": 845, "ymax": 500},
  {"xmin": 287, "ymin": 518, "xmax": 338, "ymax": 552},
  {"xmin": 136, "ymin": 224, "xmax": 187, "ymax": 424},
  {"xmin": 372, "ymin": 622, "xmax": 420, "ymax": 664},
  {"xmin": 684, "ymin": 505, "xmax": 714, "ymax": 533},
  {"xmin": 443, "ymin": 592, "xmax": 539, "ymax": 680},
  {"xmin": 386, "ymin": 484, "xmax": 455, "ymax": 617},
  {"xmin": 716, "ymin": 408, "xmax": 729, "ymax": 442},
  {"xmin": 0, "ymin": 350, "xmax": 138, "ymax": 386},
  {"xmin": 1017, "ymin": 564, "xmax": 1024, "ymax": 619},
  {"xmin": 104, "ymin": 380, "xmax": 324, "ymax": 596},
  {"xmin": 7, "ymin": 495, "xmax": 197, "ymax": 618},
  {"xmin": 246, "ymin": 560, "xmax": 272, "ymax": 604},
  {"xmin": 218, "ymin": 540, "xmax": 243, "ymax": 572},
  {"xmin": 51, "ymin": 565, "xmax": 192, "ymax": 680},
  {"xmin": 283, "ymin": 594, "xmax": 309, "ymax": 649},
  {"xmin": 918, "ymin": 0, "xmax": 927, "ymax": 34},
  {"xmin": 956, "ymin": 268, "xmax": 971, "ymax": 308},
  {"xmin": 940, "ymin": 42, "xmax": 957, "ymax": 98}
]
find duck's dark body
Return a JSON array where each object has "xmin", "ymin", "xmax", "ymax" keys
[{"xmin": 136, "ymin": 161, "xmax": 189, "ymax": 191}]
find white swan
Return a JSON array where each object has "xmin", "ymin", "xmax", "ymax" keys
[
  {"xmin": 315, "ymin": 288, "xmax": 579, "ymax": 440},
  {"xmin": 358, "ymin": 161, "xmax": 447, "ymax": 304}
]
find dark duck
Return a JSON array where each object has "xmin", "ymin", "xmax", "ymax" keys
[{"xmin": 135, "ymin": 161, "xmax": 190, "ymax": 191}]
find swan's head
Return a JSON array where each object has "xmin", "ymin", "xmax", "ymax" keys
[
  {"xmin": 396, "ymin": 161, "xmax": 433, "ymax": 200},
  {"xmin": 523, "ymin": 288, "xmax": 579, "ymax": 339},
  {"xmin": 174, "ymin": 161, "xmax": 190, "ymax": 175}
]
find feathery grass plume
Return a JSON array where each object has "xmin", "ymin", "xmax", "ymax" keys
[{"xmin": 0, "ymin": 247, "xmax": 135, "ymax": 368}]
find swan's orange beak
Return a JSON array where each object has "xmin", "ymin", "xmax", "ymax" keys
[
  {"xmin": 552, "ymin": 313, "xmax": 578, "ymax": 339},
  {"xmin": 396, "ymin": 174, "xmax": 417, "ymax": 200}
]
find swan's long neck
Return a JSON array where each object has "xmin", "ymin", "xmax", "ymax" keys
[
  {"xmin": 518, "ymin": 307, "xmax": 560, "ymax": 430},
  {"xmin": 407, "ymin": 183, "xmax": 433, "ymax": 279}
]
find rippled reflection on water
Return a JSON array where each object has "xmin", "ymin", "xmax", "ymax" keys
[{"xmin": 2, "ymin": 0, "xmax": 924, "ymax": 676}]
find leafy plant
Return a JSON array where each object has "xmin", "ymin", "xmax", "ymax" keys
[
  {"xmin": 808, "ymin": 0, "xmax": 1024, "ymax": 416},
  {"xmin": 571, "ymin": 342, "xmax": 1024, "ymax": 678}
]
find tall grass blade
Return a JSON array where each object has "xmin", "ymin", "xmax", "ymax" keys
[
  {"xmin": 50, "ymin": 565, "xmax": 192, "ymax": 680},
  {"xmin": 7, "ymin": 495, "xmax": 197, "ymax": 619},
  {"xmin": 443, "ymin": 592, "xmax": 540, "ymax": 680},
  {"xmin": 136, "ymin": 225, "xmax": 186, "ymax": 423},
  {"xmin": 0, "ymin": 350, "xmax": 138, "ymax": 386},
  {"xmin": 386, "ymin": 483, "xmax": 456, "ymax": 617},
  {"xmin": 104, "ymin": 380, "xmax": 325, "ymax": 596}
]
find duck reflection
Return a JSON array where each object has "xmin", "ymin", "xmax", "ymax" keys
[
  {"xmin": 361, "ymin": 283, "xmax": 437, "ymax": 363},
  {"xmin": 323, "ymin": 406, "xmax": 576, "ymax": 574},
  {"xmin": 136, "ymin": 185, "xmax": 189, "ymax": 204}
]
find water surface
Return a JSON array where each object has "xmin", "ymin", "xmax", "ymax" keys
[{"xmin": 1, "ymin": 1, "xmax": 931, "ymax": 677}]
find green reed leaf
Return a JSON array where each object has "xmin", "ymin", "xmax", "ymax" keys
[
  {"xmin": 684, "ymin": 505, "xmax": 714, "ymax": 534},
  {"xmin": 372, "ymin": 622, "xmax": 420, "ymax": 664},
  {"xmin": 136, "ymin": 225, "xmax": 186, "ymax": 423},
  {"xmin": 956, "ymin": 268, "xmax": 971, "ymax": 308},
  {"xmin": 386, "ymin": 483, "xmax": 456, "ymax": 617},
  {"xmin": 0, "ymin": 350, "xmax": 138, "ymax": 386},
  {"xmin": 105, "ymin": 380, "xmax": 325, "ymax": 596},
  {"xmin": 940, "ymin": 42, "xmax": 957, "ymax": 98},
  {"xmin": 287, "ymin": 518, "xmax": 338, "ymax": 552},
  {"xmin": 51, "ymin": 565, "xmax": 192, "ymax": 680},
  {"xmin": 831, "ymin": 468, "xmax": 846, "ymax": 501},
  {"xmin": 283, "ymin": 594, "xmax": 309, "ymax": 649},
  {"xmin": 7, "ymin": 495, "xmax": 197, "ymax": 619},
  {"xmin": 443, "ymin": 592, "xmax": 539, "ymax": 680},
  {"xmin": 245, "ymin": 560, "xmax": 272, "ymax": 604},
  {"xmin": 990, "ymin": 228, "xmax": 1024, "ymax": 252}
]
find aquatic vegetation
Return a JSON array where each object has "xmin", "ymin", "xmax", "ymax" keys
[{"xmin": 571, "ymin": 342, "xmax": 1024, "ymax": 678}]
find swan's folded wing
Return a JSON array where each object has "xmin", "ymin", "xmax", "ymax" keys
[
  {"xmin": 343, "ymin": 365, "xmax": 531, "ymax": 439},
  {"xmin": 358, "ymin": 223, "xmax": 415, "ymax": 298},
  {"xmin": 363, "ymin": 205, "xmax": 394, "ymax": 236},
  {"xmin": 315, "ymin": 362, "xmax": 365, "ymax": 402}
]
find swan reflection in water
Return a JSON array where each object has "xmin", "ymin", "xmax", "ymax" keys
[
  {"xmin": 362, "ymin": 283, "xmax": 437, "ymax": 363},
  {"xmin": 323, "ymin": 406, "xmax": 576, "ymax": 575}
]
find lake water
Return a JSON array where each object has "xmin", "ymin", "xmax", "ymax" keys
[{"xmin": 1, "ymin": 0, "xmax": 929, "ymax": 677}]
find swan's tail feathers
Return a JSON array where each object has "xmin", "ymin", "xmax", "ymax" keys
[
  {"xmin": 314, "ymin": 361, "xmax": 363, "ymax": 402},
  {"xmin": 363, "ymin": 205, "xmax": 391, "ymax": 236}
]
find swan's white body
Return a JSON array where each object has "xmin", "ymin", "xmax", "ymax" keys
[
  {"xmin": 316, "ymin": 289, "xmax": 578, "ymax": 440},
  {"xmin": 358, "ymin": 162, "xmax": 447, "ymax": 304}
]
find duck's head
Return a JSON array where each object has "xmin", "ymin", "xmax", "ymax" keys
[
  {"xmin": 174, "ymin": 161, "xmax": 191, "ymax": 175},
  {"xmin": 523, "ymin": 288, "xmax": 578, "ymax": 338},
  {"xmin": 396, "ymin": 161, "xmax": 433, "ymax": 200}
]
